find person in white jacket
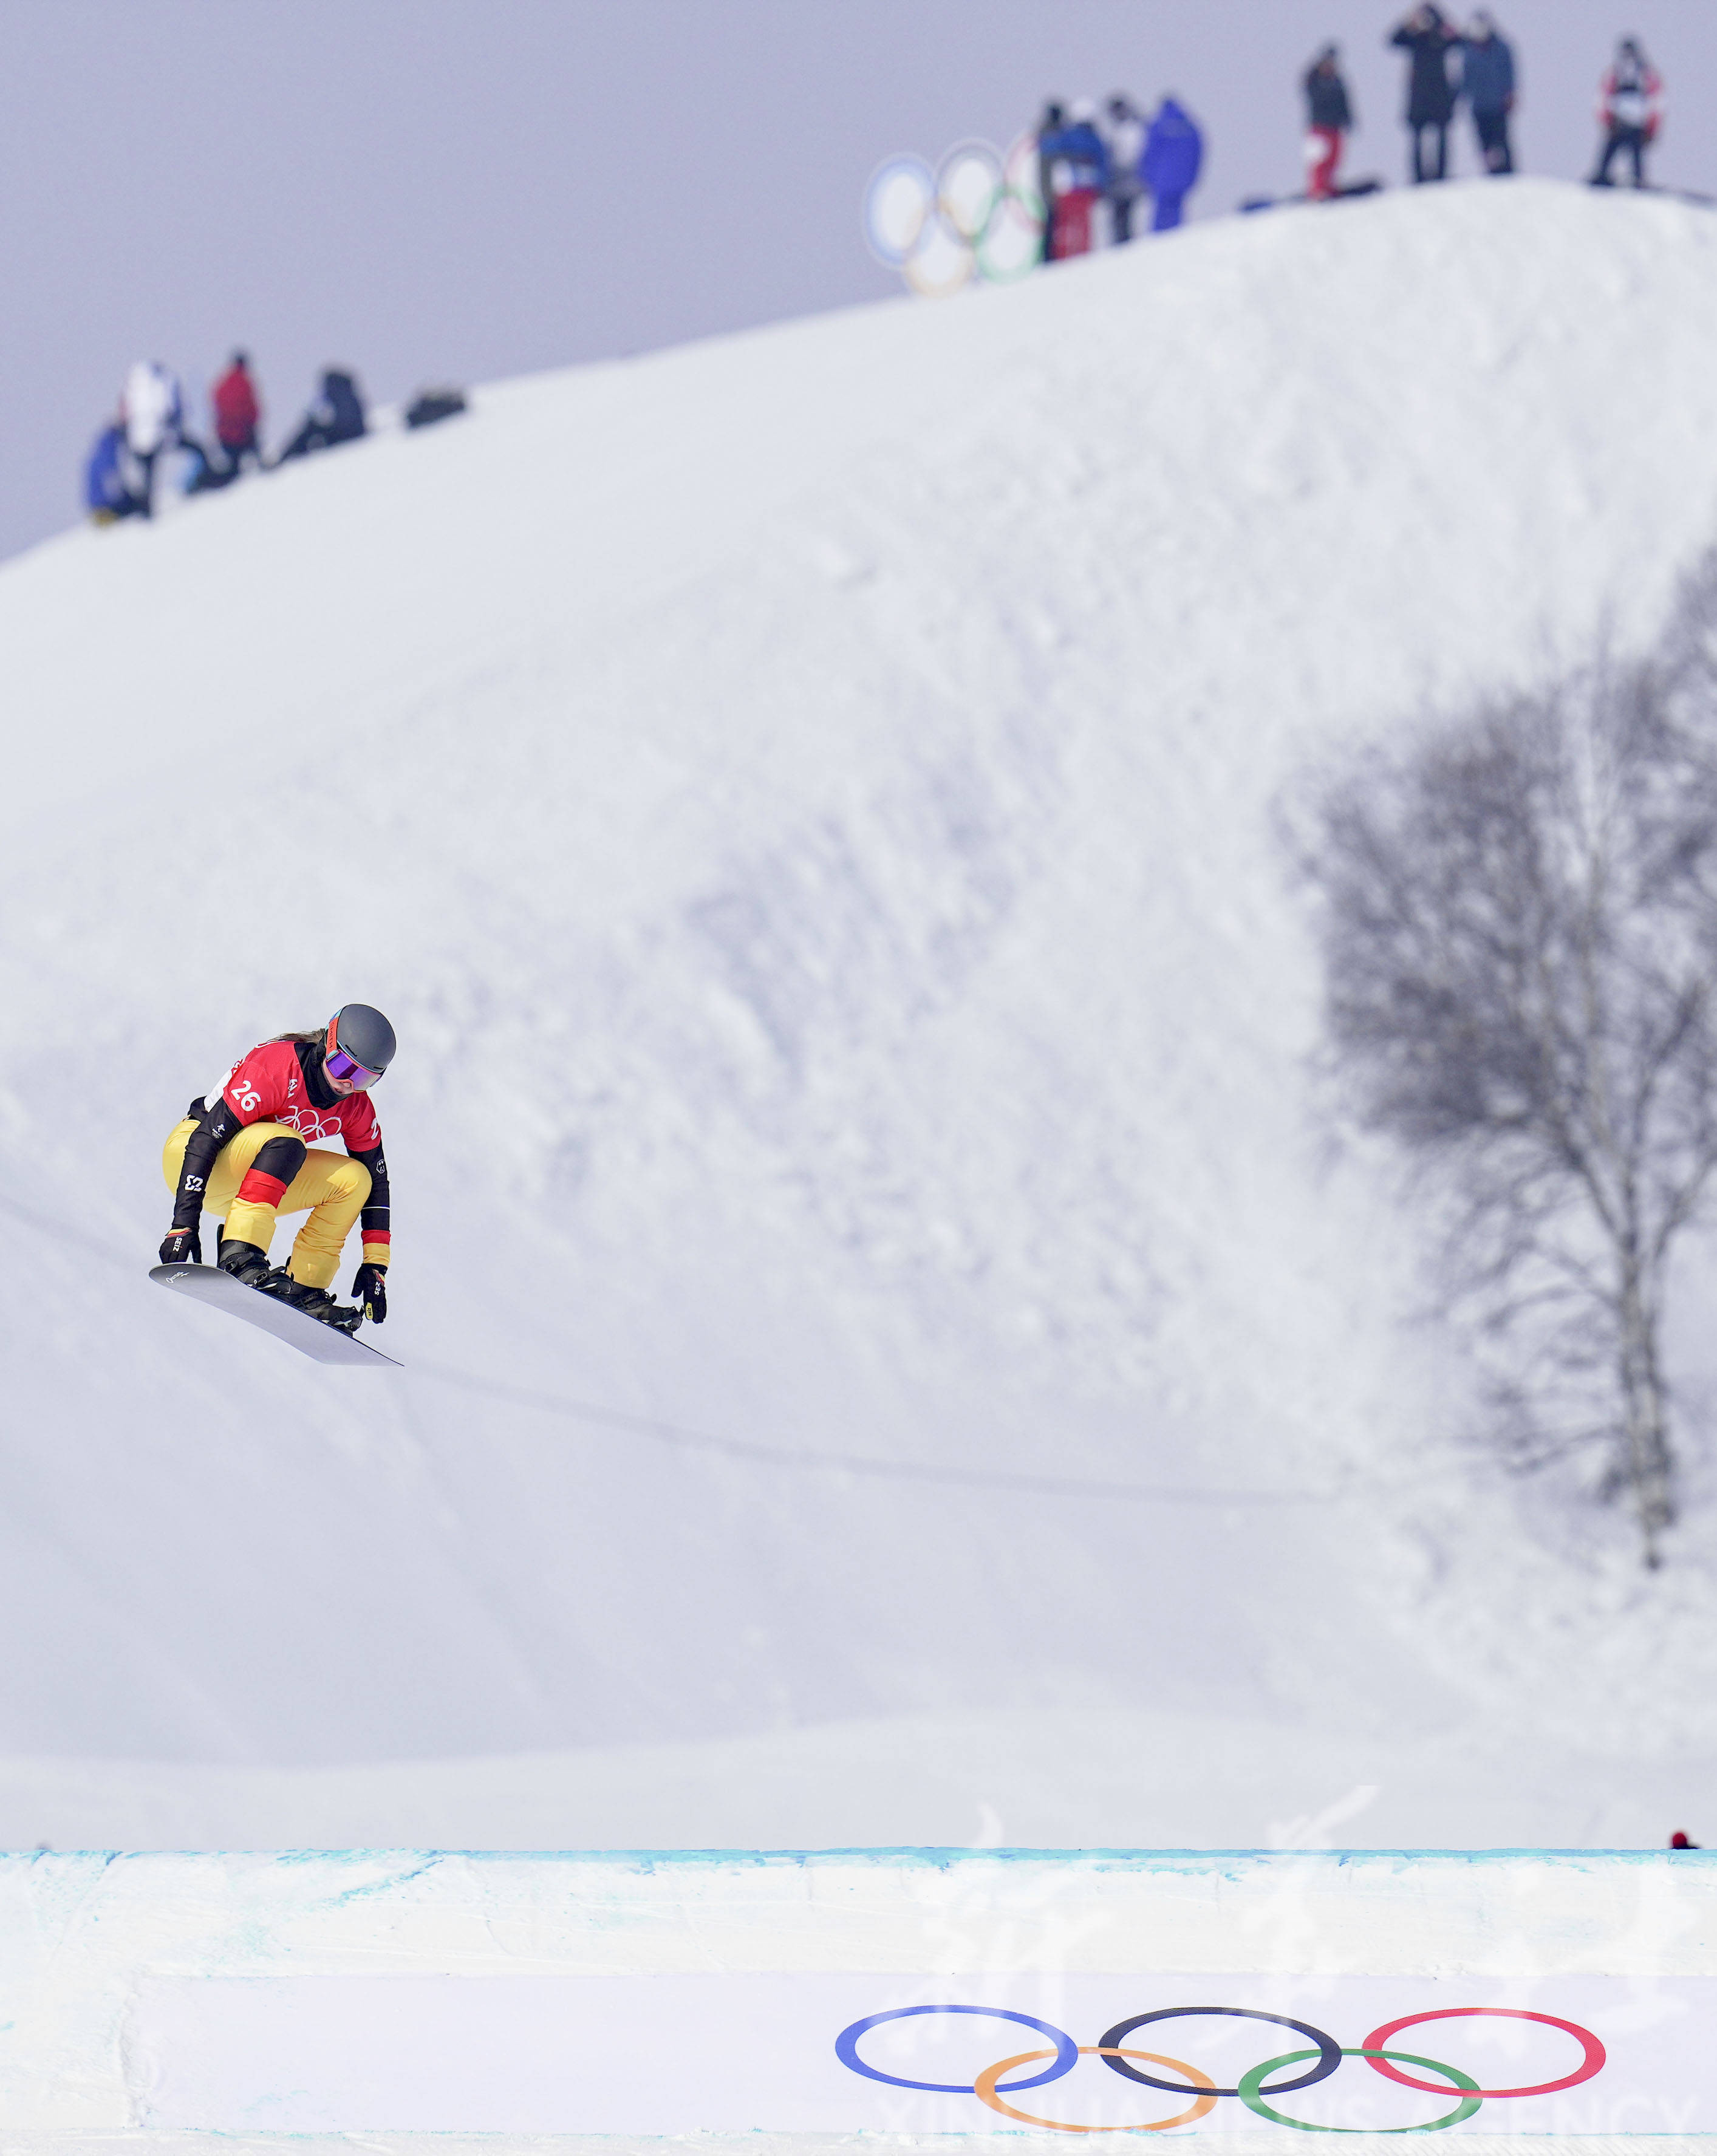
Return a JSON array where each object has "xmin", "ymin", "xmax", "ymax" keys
[
  {"xmin": 1590, "ymin": 38, "xmax": 1662, "ymax": 188},
  {"xmin": 121, "ymin": 360, "xmax": 183, "ymax": 519},
  {"xmin": 1102, "ymin": 94, "xmax": 1147, "ymax": 242}
]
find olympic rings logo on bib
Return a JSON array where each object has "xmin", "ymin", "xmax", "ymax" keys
[{"xmin": 835, "ymin": 2004, "xmax": 1605, "ymax": 2133}]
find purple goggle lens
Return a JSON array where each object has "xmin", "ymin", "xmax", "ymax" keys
[{"xmin": 326, "ymin": 1045, "xmax": 380, "ymax": 1088}]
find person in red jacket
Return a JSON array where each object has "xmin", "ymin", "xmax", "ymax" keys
[
  {"xmin": 212, "ymin": 350, "xmax": 263, "ymax": 476},
  {"xmin": 159, "ymin": 1004, "xmax": 395, "ymax": 1334}
]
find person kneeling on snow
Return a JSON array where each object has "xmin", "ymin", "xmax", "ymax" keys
[
  {"xmin": 272, "ymin": 366, "xmax": 367, "ymax": 465},
  {"xmin": 158, "ymin": 1005, "xmax": 395, "ymax": 1333},
  {"xmin": 84, "ymin": 418, "xmax": 143, "ymax": 524}
]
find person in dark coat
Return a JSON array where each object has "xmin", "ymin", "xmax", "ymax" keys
[
  {"xmin": 1460, "ymin": 12, "xmax": 1517, "ymax": 174},
  {"xmin": 1303, "ymin": 44, "xmax": 1354, "ymax": 200},
  {"xmin": 1035, "ymin": 101, "xmax": 1066, "ymax": 265},
  {"xmin": 1141, "ymin": 97, "xmax": 1204, "ymax": 231},
  {"xmin": 272, "ymin": 367, "xmax": 368, "ymax": 465},
  {"xmin": 1389, "ymin": 4, "xmax": 1459, "ymax": 182}
]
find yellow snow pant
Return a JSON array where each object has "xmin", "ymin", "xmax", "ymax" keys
[{"xmin": 161, "ymin": 1117, "xmax": 371, "ymax": 1291}]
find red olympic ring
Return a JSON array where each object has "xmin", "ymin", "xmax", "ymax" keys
[{"xmin": 1361, "ymin": 2009, "xmax": 1606, "ymax": 2100}]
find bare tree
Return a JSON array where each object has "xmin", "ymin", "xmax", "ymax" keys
[{"xmin": 1297, "ymin": 644, "xmax": 1717, "ymax": 1566}]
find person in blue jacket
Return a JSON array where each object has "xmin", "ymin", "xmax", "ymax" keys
[
  {"xmin": 1142, "ymin": 97, "xmax": 1204, "ymax": 231},
  {"xmin": 84, "ymin": 420, "xmax": 142, "ymax": 525},
  {"xmin": 1460, "ymin": 12, "xmax": 1518, "ymax": 174}
]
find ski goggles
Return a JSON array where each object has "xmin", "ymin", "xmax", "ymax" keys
[
  {"xmin": 324, "ymin": 1016, "xmax": 384, "ymax": 1090},
  {"xmin": 324, "ymin": 1045, "xmax": 380, "ymax": 1088}
]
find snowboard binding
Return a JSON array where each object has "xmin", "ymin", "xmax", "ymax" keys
[
  {"xmin": 256, "ymin": 1268, "xmax": 364, "ymax": 1336},
  {"xmin": 217, "ymin": 1238, "xmax": 363, "ymax": 1333},
  {"xmin": 216, "ymin": 1238, "xmax": 272, "ymax": 1288}
]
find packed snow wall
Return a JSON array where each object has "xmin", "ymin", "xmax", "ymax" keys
[{"xmin": 3, "ymin": 1849, "xmax": 1712, "ymax": 2140}]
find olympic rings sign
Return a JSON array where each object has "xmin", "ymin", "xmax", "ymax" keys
[
  {"xmin": 863, "ymin": 135, "xmax": 1046, "ymax": 298},
  {"xmin": 836, "ymin": 2004, "xmax": 1606, "ymax": 2133}
]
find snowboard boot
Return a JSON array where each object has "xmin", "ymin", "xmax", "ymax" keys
[
  {"xmin": 257, "ymin": 1267, "xmax": 363, "ymax": 1335},
  {"xmin": 217, "ymin": 1238, "xmax": 272, "ymax": 1288}
]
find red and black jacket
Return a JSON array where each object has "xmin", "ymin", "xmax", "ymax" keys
[{"xmin": 171, "ymin": 1037, "xmax": 390, "ymax": 1263}]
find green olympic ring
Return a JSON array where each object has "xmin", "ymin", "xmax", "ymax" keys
[{"xmin": 1239, "ymin": 2049, "xmax": 1483, "ymax": 2134}]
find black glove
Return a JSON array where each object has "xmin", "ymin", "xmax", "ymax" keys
[
  {"xmin": 351, "ymin": 1262, "xmax": 388, "ymax": 1323},
  {"xmin": 159, "ymin": 1227, "xmax": 202, "ymax": 1266}
]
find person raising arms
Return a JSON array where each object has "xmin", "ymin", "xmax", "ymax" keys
[{"xmin": 159, "ymin": 1004, "xmax": 395, "ymax": 1334}]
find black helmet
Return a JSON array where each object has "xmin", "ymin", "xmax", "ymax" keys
[{"xmin": 326, "ymin": 1003, "xmax": 396, "ymax": 1083}]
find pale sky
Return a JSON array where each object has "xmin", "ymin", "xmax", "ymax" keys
[{"xmin": 0, "ymin": 0, "xmax": 1712, "ymax": 562}]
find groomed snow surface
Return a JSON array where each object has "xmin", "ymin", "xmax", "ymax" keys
[{"xmin": 4, "ymin": 179, "xmax": 1717, "ymax": 1851}]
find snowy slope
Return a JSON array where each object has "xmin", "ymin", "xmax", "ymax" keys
[{"xmin": 5, "ymin": 179, "xmax": 1717, "ymax": 1842}]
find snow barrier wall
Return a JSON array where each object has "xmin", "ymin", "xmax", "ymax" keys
[{"xmin": 1, "ymin": 1849, "xmax": 1713, "ymax": 2146}]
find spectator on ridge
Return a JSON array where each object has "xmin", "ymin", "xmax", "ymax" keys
[
  {"xmin": 1303, "ymin": 44, "xmax": 1354, "ymax": 200},
  {"xmin": 121, "ymin": 359, "xmax": 183, "ymax": 519},
  {"xmin": 1670, "ymin": 1831, "xmax": 1700, "ymax": 1849},
  {"xmin": 1104, "ymin": 93, "xmax": 1148, "ymax": 243},
  {"xmin": 273, "ymin": 367, "xmax": 368, "ymax": 464},
  {"xmin": 1142, "ymin": 96, "xmax": 1204, "ymax": 231},
  {"xmin": 180, "ymin": 431, "xmax": 236, "ymax": 496},
  {"xmin": 1460, "ymin": 12, "xmax": 1518, "ymax": 174},
  {"xmin": 1591, "ymin": 37, "xmax": 1662, "ymax": 188},
  {"xmin": 1040, "ymin": 98, "xmax": 1110, "ymax": 259},
  {"xmin": 1389, "ymin": 5, "xmax": 1459, "ymax": 183},
  {"xmin": 1035, "ymin": 101, "xmax": 1065, "ymax": 264},
  {"xmin": 84, "ymin": 417, "xmax": 142, "ymax": 525},
  {"xmin": 213, "ymin": 350, "xmax": 263, "ymax": 475}
]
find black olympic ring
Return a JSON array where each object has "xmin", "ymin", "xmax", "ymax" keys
[{"xmin": 1097, "ymin": 2007, "xmax": 1343, "ymax": 2097}]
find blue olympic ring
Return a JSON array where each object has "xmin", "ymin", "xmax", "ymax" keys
[{"xmin": 836, "ymin": 2004, "xmax": 1080, "ymax": 2093}]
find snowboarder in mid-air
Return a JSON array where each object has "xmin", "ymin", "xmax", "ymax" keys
[{"xmin": 157, "ymin": 1005, "xmax": 395, "ymax": 1334}]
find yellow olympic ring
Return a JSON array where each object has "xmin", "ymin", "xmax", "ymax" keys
[{"xmin": 975, "ymin": 2046, "xmax": 1218, "ymax": 2134}]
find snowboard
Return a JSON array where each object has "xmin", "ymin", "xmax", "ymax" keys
[{"xmin": 149, "ymin": 1263, "xmax": 402, "ymax": 1368}]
